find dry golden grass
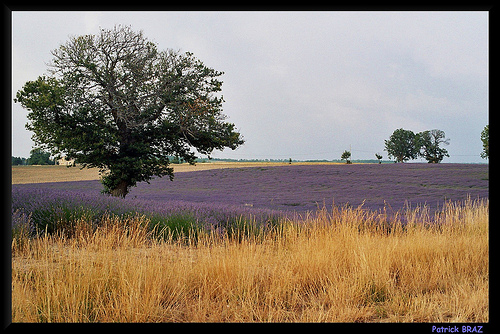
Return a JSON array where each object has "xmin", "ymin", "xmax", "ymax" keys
[
  {"xmin": 12, "ymin": 165, "xmax": 102, "ymax": 184},
  {"xmin": 12, "ymin": 199, "xmax": 488, "ymax": 322},
  {"xmin": 12, "ymin": 162, "xmax": 343, "ymax": 184}
]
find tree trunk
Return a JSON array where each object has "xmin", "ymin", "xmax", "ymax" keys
[{"xmin": 110, "ymin": 179, "xmax": 129, "ymax": 198}]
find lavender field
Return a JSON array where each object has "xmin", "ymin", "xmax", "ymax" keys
[
  {"xmin": 12, "ymin": 163, "xmax": 490, "ymax": 322},
  {"xmin": 126, "ymin": 163, "xmax": 487, "ymax": 213},
  {"xmin": 13, "ymin": 163, "xmax": 488, "ymax": 233}
]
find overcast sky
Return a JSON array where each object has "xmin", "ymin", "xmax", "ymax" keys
[{"xmin": 12, "ymin": 11, "xmax": 488, "ymax": 163}]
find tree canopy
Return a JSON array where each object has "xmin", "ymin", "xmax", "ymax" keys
[
  {"xmin": 15, "ymin": 25, "xmax": 244, "ymax": 197},
  {"xmin": 26, "ymin": 148, "xmax": 55, "ymax": 165},
  {"xmin": 384, "ymin": 128, "xmax": 451, "ymax": 163},
  {"xmin": 417, "ymin": 129, "xmax": 449, "ymax": 163},
  {"xmin": 384, "ymin": 128, "xmax": 420, "ymax": 163},
  {"xmin": 480, "ymin": 125, "xmax": 488, "ymax": 159},
  {"xmin": 340, "ymin": 150, "xmax": 351, "ymax": 164}
]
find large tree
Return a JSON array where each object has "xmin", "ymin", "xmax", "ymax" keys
[
  {"xmin": 384, "ymin": 128, "xmax": 420, "ymax": 163},
  {"xmin": 15, "ymin": 25, "xmax": 244, "ymax": 197},
  {"xmin": 417, "ymin": 129, "xmax": 450, "ymax": 163}
]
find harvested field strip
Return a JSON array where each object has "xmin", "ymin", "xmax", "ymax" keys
[{"xmin": 11, "ymin": 162, "xmax": 340, "ymax": 184}]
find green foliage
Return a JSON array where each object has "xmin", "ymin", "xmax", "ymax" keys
[
  {"xmin": 27, "ymin": 148, "xmax": 55, "ymax": 165},
  {"xmin": 29, "ymin": 203, "xmax": 98, "ymax": 236},
  {"xmin": 385, "ymin": 128, "xmax": 450, "ymax": 163},
  {"xmin": 12, "ymin": 156, "xmax": 27, "ymax": 165},
  {"xmin": 384, "ymin": 128, "xmax": 420, "ymax": 163},
  {"xmin": 341, "ymin": 150, "xmax": 351, "ymax": 164},
  {"xmin": 14, "ymin": 25, "xmax": 243, "ymax": 198},
  {"xmin": 480, "ymin": 125, "xmax": 488, "ymax": 159},
  {"xmin": 147, "ymin": 212, "xmax": 200, "ymax": 242},
  {"xmin": 417, "ymin": 129, "xmax": 449, "ymax": 163}
]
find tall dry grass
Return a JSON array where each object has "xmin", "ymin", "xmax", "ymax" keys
[{"xmin": 12, "ymin": 198, "xmax": 488, "ymax": 322}]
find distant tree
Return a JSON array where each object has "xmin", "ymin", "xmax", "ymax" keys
[
  {"xmin": 288, "ymin": 158, "xmax": 292, "ymax": 164},
  {"xmin": 416, "ymin": 129, "xmax": 450, "ymax": 163},
  {"xmin": 171, "ymin": 156, "xmax": 184, "ymax": 164},
  {"xmin": 27, "ymin": 148, "xmax": 55, "ymax": 165},
  {"xmin": 375, "ymin": 153, "xmax": 382, "ymax": 164},
  {"xmin": 14, "ymin": 25, "xmax": 243, "ymax": 197},
  {"xmin": 480, "ymin": 125, "xmax": 489, "ymax": 159},
  {"xmin": 12, "ymin": 156, "xmax": 26, "ymax": 165},
  {"xmin": 384, "ymin": 128, "xmax": 420, "ymax": 163},
  {"xmin": 341, "ymin": 150, "xmax": 351, "ymax": 164}
]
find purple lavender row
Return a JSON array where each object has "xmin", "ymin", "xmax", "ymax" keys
[{"xmin": 12, "ymin": 163, "xmax": 488, "ymax": 235}]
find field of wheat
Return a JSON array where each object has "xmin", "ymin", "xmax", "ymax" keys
[{"xmin": 12, "ymin": 197, "xmax": 488, "ymax": 323}]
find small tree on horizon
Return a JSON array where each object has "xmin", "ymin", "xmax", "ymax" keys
[
  {"xmin": 341, "ymin": 150, "xmax": 351, "ymax": 164},
  {"xmin": 375, "ymin": 153, "xmax": 382, "ymax": 164}
]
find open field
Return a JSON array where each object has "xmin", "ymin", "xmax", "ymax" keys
[
  {"xmin": 12, "ymin": 199, "xmax": 488, "ymax": 322},
  {"xmin": 12, "ymin": 161, "xmax": 340, "ymax": 184},
  {"xmin": 14, "ymin": 163, "xmax": 488, "ymax": 215},
  {"xmin": 11, "ymin": 162, "xmax": 489, "ymax": 322}
]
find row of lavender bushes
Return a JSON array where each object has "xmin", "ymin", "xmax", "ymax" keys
[{"xmin": 11, "ymin": 186, "xmax": 287, "ymax": 242}]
